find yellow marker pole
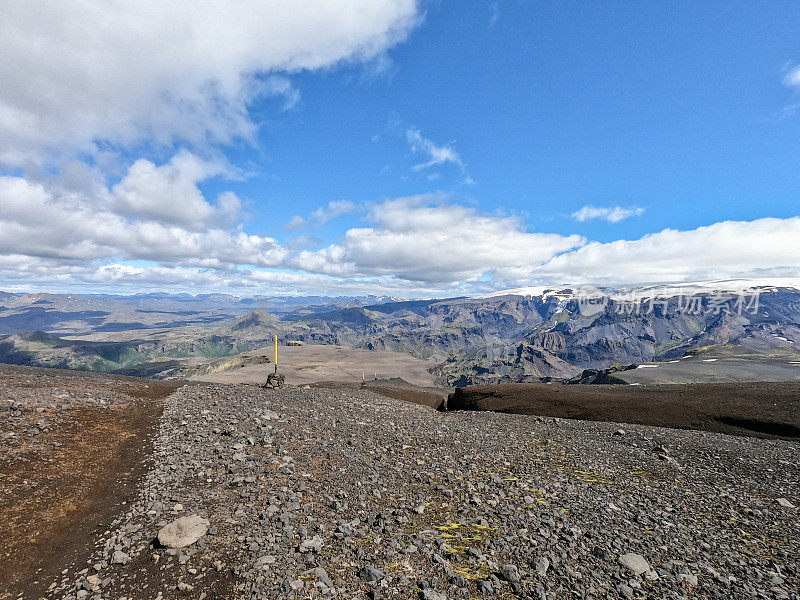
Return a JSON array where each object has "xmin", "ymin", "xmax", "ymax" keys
[
  {"xmin": 274, "ymin": 334, "xmax": 278, "ymax": 367},
  {"xmin": 362, "ymin": 371, "xmax": 365, "ymax": 382}
]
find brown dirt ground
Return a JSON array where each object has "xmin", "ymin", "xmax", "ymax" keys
[
  {"xmin": 0, "ymin": 366, "xmax": 180, "ymax": 600},
  {"xmin": 448, "ymin": 382, "xmax": 800, "ymax": 440},
  {"xmin": 365, "ymin": 385, "xmax": 445, "ymax": 409},
  {"xmin": 194, "ymin": 344, "xmax": 441, "ymax": 388}
]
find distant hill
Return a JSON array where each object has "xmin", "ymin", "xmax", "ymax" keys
[{"xmin": 228, "ymin": 309, "xmax": 279, "ymax": 332}]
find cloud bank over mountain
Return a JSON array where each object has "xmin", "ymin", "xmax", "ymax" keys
[{"xmin": 2, "ymin": 163, "xmax": 799, "ymax": 295}]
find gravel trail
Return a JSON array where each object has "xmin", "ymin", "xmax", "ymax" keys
[{"xmin": 47, "ymin": 383, "xmax": 799, "ymax": 599}]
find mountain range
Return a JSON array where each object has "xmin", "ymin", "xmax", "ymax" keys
[{"xmin": 1, "ymin": 279, "xmax": 799, "ymax": 385}]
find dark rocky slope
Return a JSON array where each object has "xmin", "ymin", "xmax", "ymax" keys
[{"xmin": 446, "ymin": 381, "xmax": 800, "ymax": 439}]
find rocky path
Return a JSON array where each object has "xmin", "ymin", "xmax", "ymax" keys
[
  {"xmin": 0, "ymin": 366, "xmax": 175, "ymax": 600},
  {"xmin": 45, "ymin": 383, "xmax": 798, "ymax": 600}
]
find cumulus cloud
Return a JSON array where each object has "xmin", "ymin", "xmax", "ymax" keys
[
  {"xmin": 292, "ymin": 195, "xmax": 586, "ymax": 282},
  {"xmin": 2, "ymin": 175, "xmax": 799, "ymax": 294},
  {"xmin": 0, "ymin": 257, "xmax": 474, "ymax": 297},
  {"xmin": 572, "ymin": 205, "xmax": 645, "ymax": 223},
  {"xmin": 0, "ymin": 156, "xmax": 287, "ymax": 270},
  {"xmin": 288, "ymin": 205, "xmax": 800, "ymax": 291},
  {"xmin": 2, "ymin": 3, "xmax": 794, "ymax": 298},
  {"xmin": 0, "ymin": 0, "xmax": 421, "ymax": 164},
  {"xmin": 111, "ymin": 151, "xmax": 241, "ymax": 230},
  {"xmin": 541, "ymin": 217, "xmax": 800, "ymax": 284}
]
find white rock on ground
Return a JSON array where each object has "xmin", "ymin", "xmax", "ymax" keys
[
  {"xmin": 157, "ymin": 514, "xmax": 209, "ymax": 549},
  {"xmin": 619, "ymin": 552, "xmax": 651, "ymax": 575}
]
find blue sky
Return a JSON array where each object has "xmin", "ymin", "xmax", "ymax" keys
[
  {"xmin": 233, "ymin": 1, "xmax": 800, "ymax": 242},
  {"xmin": 1, "ymin": 1, "xmax": 799, "ymax": 296}
]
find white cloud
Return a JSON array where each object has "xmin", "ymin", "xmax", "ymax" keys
[
  {"xmin": 292, "ymin": 195, "xmax": 586, "ymax": 282},
  {"xmin": 1, "ymin": 180, "xmax": 799, "ymax": 294},
  {"xmin": 314, "ymin": 200, "xmax": 360, "ymax": 223},
  {"xmin": 2, "ymin": 3, "xmax": 794, "ymax": 298},
  {"xmin": 111, "ymin": 151, "xmax": 241, "ymax": 231},
  {"xmin": 783, "ymin": 64, "xmax": 800, "ymax": 88},
  {"xmin": 259, "ymin": 76, "xmax": 301, "ymax": 111},
  {"xmin": 406, "ymin": 128, "xmax": 466, "ymax": 172},
  {"xmin": 287, "ymin": 200, "xmax": 361, "ymax": 230},
  {"xmin": 0, "ymin": 1, "xmax": 421, "ymax": 165},
  {"xmin": 572, "ymin": 205, "xmax": 645, "ymax": 223},
  {"xmin": 287, "ymin": 208, "xmax": 800, "ymax": 291},
  {"xmin": 489, "ymin": 2, "xmax": 500, "ymax": 27},
  {"xmin": 1, "ymin": 167, "xmax": 798, "ymax": 295},
  {"xmin": 286, "ymin": 215, "xmax": 309, "ymax": 231},
  {"xmin": 0, "ymin": 157, "xmax": 287, "ymax": 269},
  {"xmin": 541, "ymin": 217, "xmax": 800, "ymax": 284},
  {"xmin": 773, "ymin": 64, "xmax": 800, "ymax": 121},
  {"xmin": 0, "ymin": 257, "xmax": 475, "ymax": 298}
]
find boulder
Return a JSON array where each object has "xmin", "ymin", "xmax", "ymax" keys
[
  {"xmin": 157, "ymin": 514, "xmax": 209, "ymax": 549},
  {"xmin": 619, "ymin": 553, "xmax": 651, "ymax": 575}
]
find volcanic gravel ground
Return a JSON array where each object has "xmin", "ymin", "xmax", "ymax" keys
[{"xmin": 44, "ymin": 383, "xmax": 799, "ymax": 600}]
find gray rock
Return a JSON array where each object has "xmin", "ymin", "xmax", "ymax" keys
[
  {"xmin": 534, "ymin": 556, "xmax": 550, "ymax": 576},
  {"xmin": 299, "ymin": 535, "xmax": 323, "ymax": 553},
  {"xmin": 157, "ymin": 515, "xmax": 209, "ymax": 548},
  {"xmin": 110, "ymin": 550, "xmax": 129, "ymax": 565},
  {"xmin": 769, "ymin": 572, "xmax": 785, "ymax": 585},
  {"xmin": 305, "ymin": 566, "xmax": 333, "ymax": 588},
  {"xmin": 619, "ymin": 553, "xmax": 651, "ymax": 576},
  {"xmin": 499, "ymin": 564, "xmax": 521, "ymax": 583},
  {"xmin": 477, "ymin": 579, "xmax": 493, "ymax": 595},
  {"xmin": 358, "ymin": 564, "xmax": 385, "ymax": 582},
  {"xmin": 43, "ymin": 374, "xmax": 800, "ymax": 600}
]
